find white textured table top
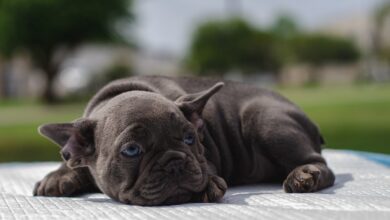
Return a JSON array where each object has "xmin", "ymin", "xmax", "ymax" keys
[{"xmin": 1, "ymin": 150, "xmax": 390, "ymax": 220}]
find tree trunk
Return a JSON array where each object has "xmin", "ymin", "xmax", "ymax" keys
[
  {"xmin": 307, "ymin": 65, "xmax": 321, "ymax": 86},
  {"xmin": 42, "ymin": 62, "xmax": 59, "ymax": 103},
  {"xmin": 37, "ymin": 46, "xmax": 72, "ymax": 103}
]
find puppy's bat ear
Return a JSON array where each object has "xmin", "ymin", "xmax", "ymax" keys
[
  {"xmin": 175, "ymin": 82, "xmax": 224, "ymax": 133},
  {"xmin": 38, "ymin": 123, "xmax": 74, "ymax": 147},
  {"xmin": 38, "ymin": 119, "xmax": 97, "ymax": 168},
  {"xmin": 175, "ymin": 82, "xmax": 224, "ymax": 115}
]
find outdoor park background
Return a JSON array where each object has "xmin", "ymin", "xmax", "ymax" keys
[{"xmin": 0, "ymin": 0, "xmax": 389, "ymax": 162}]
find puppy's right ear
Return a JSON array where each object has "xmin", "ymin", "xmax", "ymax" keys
[
  {"xmin": 38, "ymin": 123, "xmax": 74, "ymax": 147},
  {"xmin": 38, "ymin": 119, "xmax": 97, "ymax": 168}
]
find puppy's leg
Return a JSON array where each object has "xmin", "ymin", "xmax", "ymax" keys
[
  {"xmin": 33, "ymin": 163, "xmax": 99, "ymax": 197},
  {"xmin": 201, "ymin": 174, "xmax": 227, "ymax": 202},
  {"xmin": 202, "ymin": 160, "xmax": 227, "ymax": 202},
  {"xmin": 241, "ymin": 100, "xmax": 335, "ymax": 192},
  {"xmin": 190, "ymin": 161, "xmax": 227, "ymax": 203},
  {"xmin": 283, "ymin": 162, "xmax": 335, "ymax": 193}
]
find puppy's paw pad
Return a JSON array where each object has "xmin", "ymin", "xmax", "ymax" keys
[
  {"xmin": 203, "ymin": 176, "xmax": 227, "ymax": 202},
  {"xmin": 283, "ymin": 165, "xmax": 321, "ymax": 193}
]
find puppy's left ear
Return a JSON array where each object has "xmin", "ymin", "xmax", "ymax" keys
[{"xmin": 175, "ymin": 82, "xmax": 224, "ymax": 132}]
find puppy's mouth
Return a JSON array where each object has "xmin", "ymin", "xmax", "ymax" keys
[
  {"xmin": 120, "ymin": 150, "xmax": 208, "ymax": 206},
  {"xmin": 161, "ymin": 189, "xmax": 194, "ymax": 205}
]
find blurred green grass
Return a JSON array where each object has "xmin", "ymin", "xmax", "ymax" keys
[
  {"xmin": 0, "ymin": 83, "xmax": 389, "ymax": 162},
  {"xmin": 0, "ymin": 103, "xmax": 84, "ymax": 162},
  {"xmin": 277, "ymin": 84, "xmax": 390, "ymax": 154}
]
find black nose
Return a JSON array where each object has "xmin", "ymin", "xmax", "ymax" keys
[
  {"xmin": 158, "ymin": 150, "xmax": 186, "ymax": 166},
  {"xmin": 165, "ymin": 159, "xmax": 186, "ymax": 176},
  {"xmin": 158, "ymin": 150, "xmax": 187, "ymax": 176},
  {"xmin": 61, "ymin": 151, "xmax": 71, "ymax": 161}
]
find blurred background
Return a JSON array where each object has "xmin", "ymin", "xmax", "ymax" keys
[{"xmin": 0, "ymin": 0, "xmax": 389, "ymax": 162}]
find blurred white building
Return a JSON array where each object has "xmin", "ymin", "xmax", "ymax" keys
[
  {"xmin": 0, "ymin": 53, "xmax": 45, "ymax": 99},
  {"xmin": 56, "ymin": 44, "xmax": 182, "ymax": 96}
]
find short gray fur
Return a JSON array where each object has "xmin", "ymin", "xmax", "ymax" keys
[{"xmin": 33, "ymin": 75, "xmax": 335, "ymax": 206}]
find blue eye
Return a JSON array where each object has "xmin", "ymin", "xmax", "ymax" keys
[
  {"xmin": 183, "ymin": 133, "xmax": 195, "ymax": 145},
  {"xmin": 121, "ymin": 143, "xmax": 142, "ymax": 157}
]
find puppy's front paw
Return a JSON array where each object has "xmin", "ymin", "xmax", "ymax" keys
[
  {"xmin": 283, "ymin": 164, "xmax": 320, "ymax": 193},
  {"xmin": 33, "ymin": 169, "xmax": 82, "ymax": 197},
  {"xmin": 202, "ymin": 175, "xmax": 227, "ymax": 202}
]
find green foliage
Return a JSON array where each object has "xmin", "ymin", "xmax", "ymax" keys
[
  {"xmin": 271, "ymin": 16, "xmax": 360, "ymax": 66},
  {"xmin": 373, "ymin": 1, "xmax": 390, "ymax": 61},
  {"xmin": 381, "ymin": 47, "xmax": 390, "ymax": 62},
  {"xmin": 0, "ymin": 0, "xmax": 133, "ymax": 60},
  {"xmin": 101, "ymin": 64, "xmax": 133, "ymax": 82},
  {"xmin": 374, "ymin": 1, "xmax": 390, "ymax": 27},
  {"xmin": 290, "ymin": 34, "xmax": 360, "ymax": 65},
  {"xmin": 269, "ymin": 15, "xmax": 300, "ymax": 65},
  {"xmin": 271, "ymin": 14, "xmax": 300, "ymax": 40},
  {"xmin": 187, "ymin": 17, "xmax": 361, "ymax": 76},
  {"xmin": 187, "ymin": 19, "xmax": 281, "ymax": 75},
  {"xmin": 0, "ymin": 0, "xmax": 133, "ymax": 102},
  {"xmin": 86, "ymin": 63, "xmax": 133, "ymax": 94}
]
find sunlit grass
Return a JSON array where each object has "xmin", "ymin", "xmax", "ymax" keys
[
  {"xmin": 0, "ymin": 83, "xmax": 389, "ymax": 162},
  {"xmin": 0, "ymin": 103, "xmax": 84, "ymax": 162},
  {"xmin": 277, "ymin": 84, "xmax": 390, "ymax": 153}
]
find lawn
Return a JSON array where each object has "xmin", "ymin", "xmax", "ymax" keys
[
  {"xmin": 0, "ymin": 103, "xmax": 84, "ymax": 162},
  {"xmin": 277, "ymin": 84, "xmax": 390, "ymax": 154},
  {"xmin": 0, "ymin": 83, "xmax": 389, "ymax": 162}
]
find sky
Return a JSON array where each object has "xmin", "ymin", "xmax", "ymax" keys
[{"xmin": 132, "ymin": 0, "xmax": 386, "ymax": 56}]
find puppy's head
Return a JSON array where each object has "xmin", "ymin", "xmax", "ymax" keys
[{"xmin": 38, "ymin": 82, "xmax": 224, "ymax": 205}]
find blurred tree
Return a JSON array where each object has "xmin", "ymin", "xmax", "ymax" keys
[
  {"xmin": 187, "ymin": 17, "xmax": 360, "ymax": 83},
  {"xmin": 87, "ymin": 63, "xmax": 133, "ymax": 94},
  {"xmin": 270, "ymin": 14, "xmax": 300, "ymax": 65},
  {"xmin": 291, "ymin": 34, "xmax": 360, "ymax": 65},
  {"xmin": 186, "ymin": 19, "xmax": 281, "ymax": 76},
  {"xmin": 290, "ymin": 34, "xmax": 360, "ymax": 84},
  {"xmin": 62, "ymin": 63, "xmax": 132, "ymax": 102},
  {"xmin": 0, "ymin": 0, "xmax": 133, "ymax": 103},
  {"xmin": 271, "ymin": 14, "xmax": 300, "ymax": 40},
  {"xmin": 373, "ymin": 1, "xmax": 390, "ymax": 62}
]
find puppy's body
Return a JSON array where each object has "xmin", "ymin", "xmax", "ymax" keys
[
  {"xmin": 34, "ymin": 75, "xmax": 335, "ymax": 205},
  {"xmin": 91, "ymin": 75, "xmax": 320, "ymax": 185}
]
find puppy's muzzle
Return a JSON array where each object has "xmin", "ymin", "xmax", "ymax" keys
[
  {"xmin": 120, "ymin": 150, "xmax": 205, "ymax": 205},
  {"xmin": 158, "ymin": 150, "xmax": 187, "ymax": 177}
]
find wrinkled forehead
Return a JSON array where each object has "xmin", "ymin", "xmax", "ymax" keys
[{"xmin": 95, "ymin": 91, "xmax": 186, "ymax": 135}]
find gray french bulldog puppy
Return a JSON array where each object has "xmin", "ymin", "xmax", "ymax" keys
[{"xmin": 33, "ymin": 75, "xmax": 335, "ymax": 205}]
